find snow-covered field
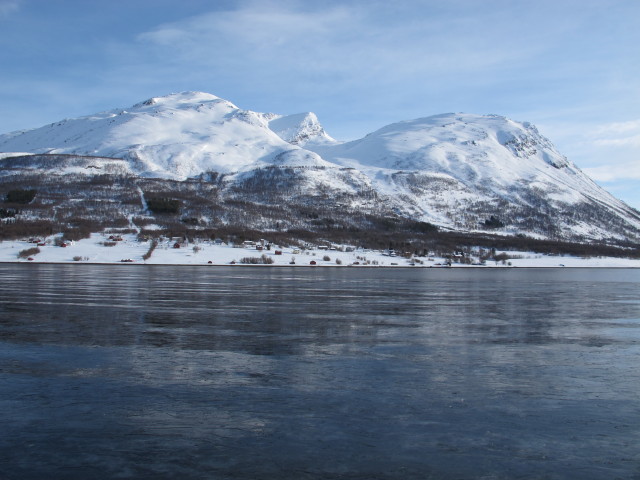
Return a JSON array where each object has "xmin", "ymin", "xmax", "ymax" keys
[{"xmin": 1, "ymin": 233, "xmax": 638, "ymax": 268}]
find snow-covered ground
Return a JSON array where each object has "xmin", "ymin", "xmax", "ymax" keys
[{"xmin": 1, "ymin": 233, "xmax": 638, "ymax": 268}]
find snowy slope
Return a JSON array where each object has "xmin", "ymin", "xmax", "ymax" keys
[
  {"xmin": 3, "ymin": 233, "xmax": 640, "ymax": 268},
  {"xmin": 308, "ymin": 113, "xmax": 640, "ymax": 237},
  {"xmin": 0, "ymin": 92, "xmax": 332, "ymax": 178},
  {"xmin": 268, "ymin": 112, "xmax": 337, "ymax": 146},
  {"xmin": 1, "ymin": 92, "xmax": 639, "ymax": 242},
  {"xmin": 310, "ymin": 113, "xmax": 580, "ymax": 194}
]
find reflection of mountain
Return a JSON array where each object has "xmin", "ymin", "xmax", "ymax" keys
[{"xmin": 1, "ymin": 91, "xmax": 639, "ymax": 243}]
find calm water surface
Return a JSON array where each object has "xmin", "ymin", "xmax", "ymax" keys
[{"xmin": 1, "ymin": 265, "xmax": 639, "ymax": 479}]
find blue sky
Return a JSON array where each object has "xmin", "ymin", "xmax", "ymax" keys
[{"xmin": 1, "ymin": 0, "xmax": 639, "ymax": 209}]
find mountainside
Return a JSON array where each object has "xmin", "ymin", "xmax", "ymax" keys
[
  {"xmin": 1, "ymin": 91, "xmax": 639, "ymax": 245},
  {"xmin": 0, "ymin": 92, "xmax": 332, "ymax": 178},
  {"xmin": 307, "ymin": 113, "xmax": 640, "ymax": 240}
]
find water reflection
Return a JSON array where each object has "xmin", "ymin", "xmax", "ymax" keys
[{"xmin": 0, "ymin": 265, "xmax": 639, "ymax": 479}]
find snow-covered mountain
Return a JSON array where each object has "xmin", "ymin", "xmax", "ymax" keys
[
  {"xmin": 0, "ymin": 92, "xmax": 333, "ymax": 178},
  {"xmin": 268, "ymin": 112, "xmax": 337, "ymax": 147},
  {"xmin": 306, "ymin": 113, "xmax": 640, "ymax": 239},
  {"xmin": 1, "ymin": 91, "xmax": 639, "ymax": 243}
]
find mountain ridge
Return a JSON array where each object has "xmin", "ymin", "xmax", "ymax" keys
[{"xmin": 1, "ymin": 91, "xmax": 639, "ymax": 244}]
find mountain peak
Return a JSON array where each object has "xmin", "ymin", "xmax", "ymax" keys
[
  {"xmin": 312, "ymin": 112, "xmax": 569, "ymax": 172},
  {"xmin": 132, "ymin": 91, "xmax": 237, "ymax": 110},
  {"xmin": 1, "ymin": 92, "xmax": 638, "ymax": 243},
  {"xmin": 268, "ymin": 112, "xmax": 336, "ymax": 146}
]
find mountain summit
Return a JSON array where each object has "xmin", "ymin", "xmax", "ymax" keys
[
  {"xmin": 268, "ymin": 112, "xmax": 337, "ymax": 146},
  {"xmin": 0, "ymin": 91, "xmax": 335, "ymax": 178},
  {"xmin": 1, "ymin": 92, "xmax": 639, "ymax": 243}
]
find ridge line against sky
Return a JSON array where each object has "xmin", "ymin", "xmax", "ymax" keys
[{"xmin": 0, "ymin": 0, "xmax": 638, "ymax": 209}]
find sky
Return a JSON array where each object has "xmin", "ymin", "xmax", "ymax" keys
[{"xmin": 1, "ymin": 0, "xmax": 639, "ymax": 209}]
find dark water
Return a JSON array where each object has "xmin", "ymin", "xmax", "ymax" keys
[{"xmin": 1, "ymin": 265, "xmax": 639, "ymax": 479}]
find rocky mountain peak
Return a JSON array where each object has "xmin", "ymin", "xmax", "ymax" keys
[{"xmin": 268, "ymin": 112, "xmax": 336, "ymax": 146}]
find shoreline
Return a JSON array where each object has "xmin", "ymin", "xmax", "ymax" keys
[
  {"xmin": 1, "ymin": 233, "xmax": 639, "ymax": 269},
  {"xmin": 2, "ymin": 258, "xmax": 639, "ymax": 269},
  {"xmin": 2, "ymin": 262, "xmax": 639, "ymax": 269}
]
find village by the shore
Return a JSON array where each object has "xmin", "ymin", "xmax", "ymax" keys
[{"xmin": 1, "ymin": 232, "xmax": 639, "ymax": 268}]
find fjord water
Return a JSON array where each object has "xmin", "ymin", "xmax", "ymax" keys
[{"xmin": 1, "ymin": 265, "xmax": 639, "ymax": 479}]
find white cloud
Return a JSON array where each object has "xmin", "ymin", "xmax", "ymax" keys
[
  {"xmin": 580, "ymin": 118, "xmax": 640, "ymax": 183},
  {"xmin": 593, "ymin": 119, "xmax": 640, "ymax": 136},
  {"xmin": 583, "ymin": 161, "xmax": 640, "ymax": 182},
  {"xmin": 134, "ymin": 0, "xmax": 548, "ymax": 89},
  {"xmin": 594, "ymin": 135, "xmax": 640, "ymax": 148},
  {"xmin": 137, "ymin": 2, "xmax": 354, "ymax": 64},
  {"xmin": 589, "ymin": 120, "xmax": 640, "ymax": 148}
]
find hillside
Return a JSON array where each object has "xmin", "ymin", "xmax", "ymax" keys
[{"xmin": 1, "ymin": 91, "xmax": 639, "ymax": 251}]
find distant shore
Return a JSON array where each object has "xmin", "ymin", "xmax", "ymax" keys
[{"xmin": 1, "ymin": 233, "xmax": 639, "ymax": 268}]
